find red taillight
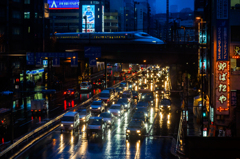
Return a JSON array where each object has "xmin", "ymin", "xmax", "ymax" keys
[
  {"xmin": 93, "ymin": 82, "xmax": 96, "ymax": 84},
  {"xmin": 31, "ymin": 110, "xmax": 33, "ymax": 111},
  {"xmin": 64, "ymin": 92, "xmax": 66, "ymax": 95},
  {"xmin": 71, "ymin": 92, "xmax": 74, "ymax": 94},
  {"xmin": 99, "ymin": 82, "xmax": 101, "ymax": 84},
  {"xmin": 39, "ymin": 110, "xmax": 41, "ymax": 111},
  {"xmin": 1, "ymin": 120, "xmax": 4, "ymax": 124}
]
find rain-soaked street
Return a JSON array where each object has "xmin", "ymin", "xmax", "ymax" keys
[{"xmin": 16, "ymin": 90, "xmax": 181, "ymax": 159}]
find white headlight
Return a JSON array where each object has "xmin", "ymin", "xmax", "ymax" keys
[
  {"xmin": 108, "ymin": 120, "xmax": 111, "ymax": 123},
  {"xmin": 61, "ymin": 124, "xmax": 63, "ymax": 127},
  {"xmin": 161, "ymin": 105, "xmax": 163, "ymax": 107},
  {"xmin": 125, "ymin": 104, "xmax": 127, "ymax": 107},
  {"xmin": 127, "ymin": 130, "xmax": 130, "ymax": 133},
  {"xmin": 118, "ymin": 111, "xmax": 120, "ymax": 113},
  {"xmin": 82, "ymin": 117, "xmax": 85, "ymax": 119},
  {"xmin": 136, "ymin": 130, "xmax": 141, "ymax": 133},
  {"xmin": 168, "ymin": 105, "xmax": 170, "ymax": 108},
  {"xmin": 71, "ymin": 124, "xmax": 73, "ymax": 127},
  {"xmin": 90, "ymin": 107, "xmax": 92, "ymax": 109},
  {"xmin": 98, "ymin": 107, "xmax": 101, "ymax": 109}
]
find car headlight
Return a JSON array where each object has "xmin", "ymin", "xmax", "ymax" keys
[
  {"xmin": 161, "ymin": 91, "xmax": 164, "ymax": 93},
  {"xmin": 142, "ymin": 96, "xmax": 145, "ymax": 99},
  {"xmin": 61, "ymin": 124, "xmax": 63, "ymax": 127},
  {"xmin": 90, "ymin": 107, "xmax": 92, "ymax": 109},
  {"xmin": 136, "ymin": 130, "xmax": 141, "ymax": 133},
  {"xmin": 168, "ymin": 105, "xmax": 170, "ymax": 108},
  {"xmin": 161, "ymin": 105, "xmax": 163, "ymax": 107},
  {"xmin": 108, "ymin": 120, "xmax": 111, "ymax": 123},
  {"xmin": 145, "ymin": 113, "xmax": 147, "ymax": 116},
  {"xmin": 108, "ymin": 110, "xmax": 110, "ymax": 113},
  {"xmin": 156, "ymin": 91, "xmax": 158, "ymax": 93},
  {"xmin": 127, "ymin": 130, "xmax": 130, "ymax": 133},
  {"xmin": 125, "ymin": 104, "xmax": 127, "ymax": 107},
  {"xmin": 120, "ymin": 91, "xmax": 123, "ymax": 93},
  {"xmin": 151, "ymin": 101, "xmax": 153, "ymax": 103},
  {"xmin": 82, "ymin": 117, "xmax": 85, "ymax": 119},
  {"xmin": 71, "ymin": 124, "xmax": 73, "ymax": 127},
  {"xmin": 98, "ymin": 107, "xmax": 101, "ymax": 109},
  {"xmin": 118, "ymin": 111, "xmax": 120, "ymax": 113}
]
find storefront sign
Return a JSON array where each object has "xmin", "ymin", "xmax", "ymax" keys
[
  {"xmin": 232, "ymin": 46, "xmax": 240, "ymax": 59},
  {"xmin": 26, "ymin": 68, "xmax": 44, "ymax": 75},
  {"xmin": 48, "ymin": 0, "xmax": 79, "ymax": 9},
  {"xmin": 216, "ymin": 61, "xmax": 230, "ymax": 115},
  {"xmin": 216, "ymin": 20, "xmax": 229, "ymax": 61}
]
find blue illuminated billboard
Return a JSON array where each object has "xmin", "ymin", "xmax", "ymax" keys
[
  {"xmin": 48, "ymin": 0, "xmax": 79, "ymax": 9},
  {"xmin": 82, "ymin": 5, "xmax": 95, "ymax": 32}
]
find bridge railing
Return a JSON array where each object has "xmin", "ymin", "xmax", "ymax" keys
[{"xmin": 0, "ymin": 70, "xmax": 142, "ymax": 158}]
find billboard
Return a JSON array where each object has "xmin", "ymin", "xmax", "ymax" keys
[
  {"xmin": 82, "ymin": 5, "xmax": 95, "ymax": 33},
  {"xmin": 48, "ymin": 0, "xmax": 79, "ymax": 9}
]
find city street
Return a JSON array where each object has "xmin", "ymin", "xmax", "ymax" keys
[{"xmin": 16, "ymin": 94, "xmax": 181, "ymax": 159}]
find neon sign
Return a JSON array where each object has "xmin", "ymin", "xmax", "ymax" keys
[
  {"xmin": 48, "ymin": 0, "xmax": 79, "ymax": 9},
  {"xmin": 216, "ymin": 61, "xmax": 230, "ymax": 115}
]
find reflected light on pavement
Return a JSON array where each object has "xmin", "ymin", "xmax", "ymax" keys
[
  {"xmin": 135, "ymin": 140, "xmax": 141, "ymax": 159},
  {"xmin": 82, "ymin": 125, "xmax": 86, "ymax": 132}
]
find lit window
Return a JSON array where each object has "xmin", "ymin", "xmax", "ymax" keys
[
  {"xmin": 24, "ymin": 12, "xmax": 30, "ymax": 19},
  {"xmin": 28, "ymin": 26, "xmax": 30, "ymax": 33},
  {"xmin": 98, "ymin": 15, "xmax": 100, "ymax": 18},
  {"xmin": 24, "ymin": 0, "xmax": 30, "ymax": 4},
  {"xmin": 126, "ymin": 14, "xmax": 128, "ymax": 16},
  {"xmin": 35, "ymin": 12, "xmax": 38, "ymax": 19},
  {"xmin": 98, "ymin": 8, "xmax": 100, "ymax": 11}
]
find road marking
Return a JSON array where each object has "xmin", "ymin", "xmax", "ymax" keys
[
  {"xmin": 19, "ymin": 120, "xmax": 33, "ymax": 127},
  {"xmin": 49, "ymin": 106, "xmax": 60, "ymax": 112}
]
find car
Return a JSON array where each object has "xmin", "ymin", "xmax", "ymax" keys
[
  {"xmin": 159, "ymin": 98, "xmax": 171, "ymax": 111},
  {"xmin": 63, "ymin": 89, "xmax": 79, "ymax": 99},
  {"xmin": 90, "ymin": 100, "xmax": 105, "ymax": 114},
  {"xmin": 93, "ymin": 78, "xmax": 105, "ymax": 88},
  {"xmin": 136, "ymin": 107, "xmax": 150, "ymax": 121},
  {"xmin": 60, "ymin": 112, "xmax": 80, "ymax": 133},
  {"xmin": 107, "ymin": 63, "xmax": 112, "ymax": 69},
  {"xmin": 106, "ymin": 87, "xmax": 118, "ymax": 97},
  {"xmin": 77, "ymin": 109, "xmax": 91, "ymax": 123},
  {"xmin": 108, "ymin": 104, "xmax": 124, "ymax": 117},
  {"xmin": 120, "ymin": 71, "xmax": 126, "ymax": 77},
  {"xmin": 155, "ymin": 86, "xmax": 164, "ymax": 98},
  {"xmin": 114, "ymin": 71, "xmax": 121, "ymax": 79},
  {"xmin": 128, "ymin": 81, "xmax": 134, "ymax": 90},
  {"xmin": 87, "ymin": 117, "xmax": 106, "ymax": 139},
  {"xmin": 80, "ymin": 82, "xmax": 92, "ymax": 91},
  {"xmin": 116, "ymin": 87, "xmax": 124, "ymax": 95},
  {"xmin": 132, "ymin": 112, "xmax": 148, "ymax": 123},
  {"xmin": 132, "ymin": 91, "xmax": 140, "ymax": 100},
  {"xmin": 136, "ymin": 101, "xmax": 151, "ymax": 109},
  {"xmin": 140, "ymin": 91, "xmax": 154, "ymax": 106},
  {"xmin": 117, "ymin": 98, "xmax": 131, "ymax": 109},
  {"xmin": 99, "ymin": 90, "xmax": 114, "ymax": 106},
  {"xmin": 99, "ymin": 112, "xmax": 115, "ymax": 127},
  {"xmin": 122, "ymin": 91, "xmax": 133, "ymax": 104},
  {"xmin": 126, "ymin": 119, "xmax": 147, "ymax": 140},
  {"xmin": 120, "ymin": 82, "xmax": 128, "ymax": 91}
]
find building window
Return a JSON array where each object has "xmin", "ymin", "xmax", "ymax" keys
[
  {"xmin": 24, "ymin": 0, "xmax": 30, "ymax": 4},
  {"xmin": 98, "ymin": 8, "xmax": 100, "ymax": 11},
  {"xmin": 126, "ymin": 14, "xmax": 128, "ymax": 16},
  {"xmin": 98, "ymin": 15, "xmax": 100, "ymax": 18},
  {"xmin": 12, "ymin": 11, "xmax": 21, "ymax": 19},
  {"xmin": 35, "ymin": 12, "xmax": 38, "ymax": 19},
  {"xmin": 24, "ymin": 12, "xmax": 30, "ymax": 19},
  {"xmin": 231, "ymin": 0, "xmax": 240, "ymax": 9},
  {"xmin": 28, "ymin": 26, "xmax": 30, "ymax": 33},
  {"xmin": 12, "ymin": 27, "xmax": 20, "ymax": 35},
  {"xmin": 231, "ymin": 26, "xmax": 240, "ymax": 41}
]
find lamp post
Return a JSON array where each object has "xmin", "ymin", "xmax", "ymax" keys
[{"xmin": 196, "ymin": 16, "xmax": 204, "ymax": 137}]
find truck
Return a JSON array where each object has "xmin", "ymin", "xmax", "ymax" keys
[{"xmin": 31, "ymin": 99, "xmax": 47, "ymax": 114}]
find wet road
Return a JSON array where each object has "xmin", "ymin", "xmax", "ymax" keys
[
  {"xmin": 0, "ymin": 67, "xmax": 123, "ymax": 144},
  {"xmin": 16, "ymin": 93, "xmax": 181, "ymax": 159}
]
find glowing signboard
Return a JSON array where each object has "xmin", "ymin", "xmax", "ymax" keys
[
  {"xmin": 82, "ymin": 5, "xmax": 95, "ymax": 33},
  {"xmin": 216, "ymin": 20, "xmax": 228, "ymax": 61},
  {"xmin": 216, "ymin": 61, "xmax": 230, "ymax": 115},
  {"xmin": 232, "ymin": 46, "xmax": 240, "ymax": 59},
  {"xmin": 48, "ymin": 0, "xmax": 79, "ymax": 9}
]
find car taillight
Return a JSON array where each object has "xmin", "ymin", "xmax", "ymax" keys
[
  {"xmin": 99, "ymin": 82, "xmax": 101, "ymax": 84},
  {"xmin": 93, "ymin": 82, "xmax": 96, "ymax": 84},
  {"xmin": 71, "ymin": 92, "xmax": 74, "ymax": 94},
  {"xmin": 64, "ymin": 92, "xmax": 66, "ymax": 95},
  {"xmin": 31, "ymin": 110, "xmax": 33, "ymax": 111},
  {"xmin": 39, "ymin": 110, "xmax": 41, "ymax": 111}
]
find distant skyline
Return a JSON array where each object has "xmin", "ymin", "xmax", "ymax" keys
[{"xmin": 155, "ymin": 0, "xmax": 194, "ymax": 13}]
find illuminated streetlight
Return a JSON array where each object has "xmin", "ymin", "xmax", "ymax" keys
[{"xmin": 143, "ymin": 60, "xmax": 146, "ymax": 63}]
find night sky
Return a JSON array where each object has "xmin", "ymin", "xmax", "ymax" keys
[{"xmin": 156, "ymin": 0, "xmax": 194, "ymax": 13}]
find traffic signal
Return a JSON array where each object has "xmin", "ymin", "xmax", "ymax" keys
[
  {"xmin": 203, "ymin": 112, "xmax": 206, "ymax": 117},
  {"xmin": 15, "ymin": 78, "xmax": 19, "ymax": 83}
]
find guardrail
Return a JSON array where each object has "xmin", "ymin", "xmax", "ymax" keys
[{"xmin": 0, "ymin": 70, "xmax": 141, "ymax": 158}]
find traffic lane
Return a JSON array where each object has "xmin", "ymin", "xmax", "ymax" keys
[
  {"xmin": 152, "ymin": 95, "xmax": 181, "ymax": 137},
  {"xmin": 16, "ymin": 102, "xmax": 137, "ymax": 159}
]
